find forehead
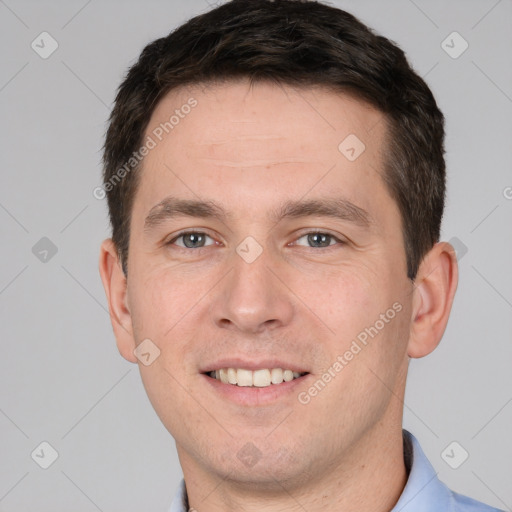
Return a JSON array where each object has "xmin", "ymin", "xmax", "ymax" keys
[
  {"xmin": 136, "ymin": 79, "xmax": 394, "ymax": 228},
  {"xmin": 148, "ymin": 80, "xmax": 384, "ymax": 161}
]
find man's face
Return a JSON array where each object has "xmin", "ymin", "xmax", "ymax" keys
[{"xmin": 122, "ymin": 81, "xmax": 415, "ymax": 487}]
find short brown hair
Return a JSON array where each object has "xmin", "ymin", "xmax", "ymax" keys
[{"xmin": 103, "ymin": 0, "xmax": 445, "ymax": 280}]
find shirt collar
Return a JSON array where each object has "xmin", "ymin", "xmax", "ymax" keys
[
  {"xmin": 168, "ymin": 429, "xmax": 497, "ymax": 512},
  {"xmin": 169, "ymin": 478, "xmax": 188, "ymax": 512},
  {"xmin": 391, "ymin": 429, "xmax": 452, "ymax": 511}
]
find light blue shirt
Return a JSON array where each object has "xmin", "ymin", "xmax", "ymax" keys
[{"xmin": 169, "ymin": 430, "xmax": 504, "ymax": 511}]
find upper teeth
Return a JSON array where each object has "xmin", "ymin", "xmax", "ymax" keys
[{"xmin": 210, "ymin": 368, "xmax": 303, "ymax": 387}]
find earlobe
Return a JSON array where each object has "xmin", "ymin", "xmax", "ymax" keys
[
  {"xmin": 98, "ymin": 239, "xmax": 138, "ymax": 363},
  {"xmin": 407, "ymin": 241, "xmax": 459, "ymax": 358}
]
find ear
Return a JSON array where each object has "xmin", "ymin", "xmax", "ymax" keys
[
  {"xmin": 99, "ymin": 239, "xmax": 137, "ymax": 363},
  {"xmin": 407, "ymin": 241, "xmax": 459, "ymax": 358}
]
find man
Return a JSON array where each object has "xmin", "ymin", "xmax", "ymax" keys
[{"xmin": 98, "ymin": 1, "xmax": 503, "ymax": 510}]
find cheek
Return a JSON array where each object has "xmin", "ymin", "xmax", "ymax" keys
[
  {"xmin": 298, "ymin": 264, "xmax": 384, "ymax": 338},
  {"xmin": 128, "ymin": 267, "xmax": 201, "ymax": 340},
  {"xmin": 302, "ymin": 260, "xmax": 410, "ymax": 373},
  {"xmin": 127, "ymin": 270, "xmax": 207, "ymax": 434}
]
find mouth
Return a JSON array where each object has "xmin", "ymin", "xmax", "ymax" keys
[{"xmin": 205, "ymin": 367, "xmax": 309, "ymax": 388}]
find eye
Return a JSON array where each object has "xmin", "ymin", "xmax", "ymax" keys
[
  {"xmin": 168, "ymin": 231, "xmax": 216, "ymax": 249},
  {"xmin": 294, "ymin": 231, "xmax": 344, "ymax": 248}
]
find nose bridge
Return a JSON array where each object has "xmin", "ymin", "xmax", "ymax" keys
[{"xmin": 210, "ymin": 238, "xmax": 294, "ymax": 333}]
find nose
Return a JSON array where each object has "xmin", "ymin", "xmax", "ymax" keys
[{"xmin": 209, "ymin": 245, "xmax": 295, "ymax": 335}]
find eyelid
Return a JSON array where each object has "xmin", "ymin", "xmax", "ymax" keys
[
  {"xmin": 164, "ymin": 229, "xmax": 346, "ymax": 250},
  {"xmin": 291, "ymin": 230, "xmax": 346, "ymax": 247},
  {"xmin": 165, "ymin": 229, "xmax": 218, "ymax": 248}
]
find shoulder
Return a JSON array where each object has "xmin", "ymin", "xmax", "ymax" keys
[
  {"xmin": 449, "ymin": 489, "xmax": 505, "ymax": 512},
  {"xmin": 397, "ymin": 431, "xmax": 505, "ymax": 512}
]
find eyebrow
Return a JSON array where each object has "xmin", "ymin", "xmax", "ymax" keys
[
  {"xmin": 273, "ymin": 197, "xmax": 371, "ymax": 228},
  {"xmin": 144, "ymin": 196, "xmax": 372, "ymax": 231},
  {"xmin": 144, "ymin": 197, "xmax": 230, "ymax": 231}
]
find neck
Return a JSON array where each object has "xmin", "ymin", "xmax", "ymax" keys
[{"xmin": 180, "ymin": 425, "xmax": 407, "ymax": 512}]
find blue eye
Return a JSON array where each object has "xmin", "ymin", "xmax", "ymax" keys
[
  {"xmin": 166, "ymin": 230, "xmax": 344, "ymax": 251},
  {"xmin": 169, "ymin": 231, "xmax": 215, "ymax": 249},
  {"xmin": 295, "ymin": 232, "xmax": 342, "ymax": 248}
]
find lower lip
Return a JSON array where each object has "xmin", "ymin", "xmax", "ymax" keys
[{"xmin": 202, "ymin": 373, "xmax": 310, "ymax": 406}]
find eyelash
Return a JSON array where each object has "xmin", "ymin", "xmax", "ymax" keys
[{"xmin": 165, "ymin": 229, "xmax": 345, "ymax": 251}]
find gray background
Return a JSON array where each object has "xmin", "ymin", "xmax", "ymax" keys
[{"xmin": 1, "ymin": 0, "xmax": 511, "ymax": 510}]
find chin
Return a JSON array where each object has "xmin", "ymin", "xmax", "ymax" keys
[{"xmin": 206, "ymin": 439, "xmax": 313, "ymax": 488}]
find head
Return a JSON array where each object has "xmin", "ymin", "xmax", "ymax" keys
[{"xmin": 99, "ymin": 0, "xmax": 457, "ymax": 496}]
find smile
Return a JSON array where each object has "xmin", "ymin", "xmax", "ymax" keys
[{"xmin": 207, "ymin": 368, "xmax": 308, "ymax": 387}]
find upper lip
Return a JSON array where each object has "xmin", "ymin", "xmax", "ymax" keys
[{"xmin": 200, "ymin": 358, "xmax": 309, "ymax": 374}]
